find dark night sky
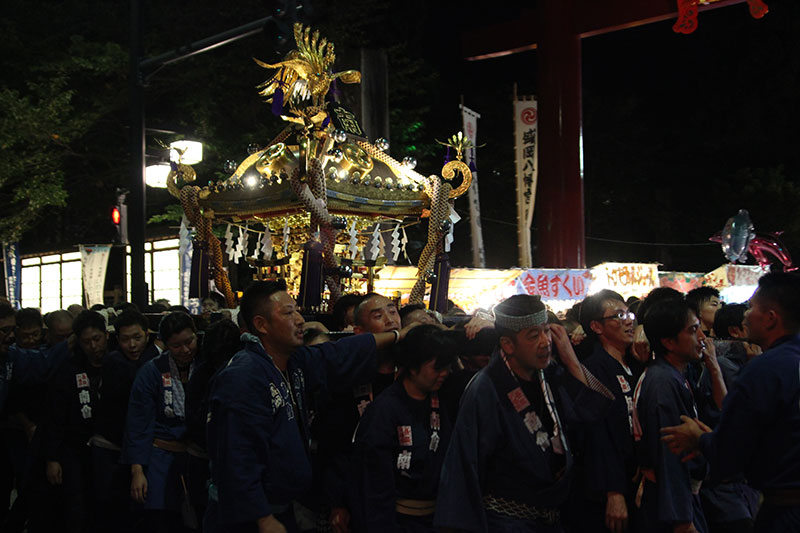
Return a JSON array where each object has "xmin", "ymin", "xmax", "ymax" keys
[
  {"xmin": 5, "ymin": 0, "xmax": 800, "ymax": 277},
  {"xmin": 420, "ymin": 0, "xmax": 800, "ymax": 273}
]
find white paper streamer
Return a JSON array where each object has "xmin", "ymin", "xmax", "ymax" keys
[
  {"xmin": 391, "ymin": 224, "xmax": 401, "ymax": 262},
  {"xmin": 225, "ymin": 224, "xmax": 236, "ymax": 262},
  {"xmin": 348, "ymin": 220, "xmax": 359, "ymax": 260},
  {"xmin": 260, "ymin": 228, "xmax": 273, "ymax": 260},
  {"xmin": 282, "ymin": 219, "xmax": 290, "ymax": 256}
]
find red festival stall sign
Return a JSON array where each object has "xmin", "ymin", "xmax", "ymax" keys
[
  {"xmin": 703, "ymin": 264, "xmax": 768, "ymax": 290},
  {"xmin": 703, "ymin": 264, "xmax": 769, "ymax": 303},
  {"xmin": 515, "ymin": 269, "xmax": 592, "ymax": 301},
  {"xmin": 659, "ymin": 271, "xmax": 705, "ymax": 293}
]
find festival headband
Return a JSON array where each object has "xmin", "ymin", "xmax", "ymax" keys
[{"xmin": 492, "ymin": 308, "xmax": 548, "ymax": 332}]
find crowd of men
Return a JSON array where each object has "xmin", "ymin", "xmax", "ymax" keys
[{"xmin": 0, "ymin": 272, "xmax": 798, "ymax": 533}]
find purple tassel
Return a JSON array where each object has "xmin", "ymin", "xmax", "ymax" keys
[
  {"xmin": 469, "ymin": 157, "xmax": 477, "ymax": 172},
  {"xmin": 298, "ymin": 241, "xmax": 324, "ymax": 310},
  {"xmin": 330, "ymin": 77, "xmax": 341, "ymax": 102},
  {"xmin": 444, "ymin": 147, "xmax": 451, "ymax": 164},
  {"xmin": 428, "ymin": 253, "xmax": 451, "ymax": 314},
  {"xmin": 322, "ymin": 117, "xmax": 331, "ymax": 128},
  {"xmin": 189, "ymin": 239, "xmax": 209, "ymax": 299},
  {"xmin": 271, "ymin": 88, "xmax": 284, "ymax": 116}
]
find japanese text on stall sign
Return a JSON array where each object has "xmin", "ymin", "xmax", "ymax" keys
[{"xmin": 516, "ymin": 269, "xmax": 591, "ymax": 301}]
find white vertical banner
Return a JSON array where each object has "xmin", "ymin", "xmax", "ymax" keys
[
  {"xmin": 179, "ymin": 217, "xmax": 201, "ymax": 314},
  {"xmin": 80, "ymin": 245, "xmax": 111, "ymax": 308},
  {"xmin": 514, "ymin": 91, "xmax": 538, "ymax": 268},
  {"xmin": 460, "ymin": 103, "xmax": 486, "ymax": 267}
]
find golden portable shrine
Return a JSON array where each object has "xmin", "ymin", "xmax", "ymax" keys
[{"xmin": 167, "ymin": 23, "xmax": 473, "ymax": 311}]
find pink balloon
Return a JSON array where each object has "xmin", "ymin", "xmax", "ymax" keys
[{"xmin": 748, "ymin": 232, "xmax": 797, "ymax": 272}]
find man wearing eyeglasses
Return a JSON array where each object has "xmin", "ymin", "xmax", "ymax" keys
[{"xmin": 575, "ymin": 290, "xmax": 643, "ymax": 533}]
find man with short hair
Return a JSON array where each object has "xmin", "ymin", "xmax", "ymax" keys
[
  {"xmin": 713, "ymin": 303, "xmax": 762, "ymax": 387},
  {"xmin": 95, "ymin": 309, "xmax": 158, "ymax": 530},
  {"xmin": 351, "ymin": 325, "xmax": 459, "ymax": 531},
  {"xmin": 321, "ymin": 293, "xmax": 403, "ymax": 531},
  {"xmin": 331, "ymin": 293, "xmax": 365, "ymax": 331},
  {"xmin": 0, "ymin": 304, "xmax": 71, "ymax": 528},
  {"xmin": 45, "ymin": 310, "xmax": 74, "ymax": 347},
  {"xmin": 663, "ymin": 272, "xmax": 800, "ymax": 531},
  {"xmin": 400, "ymin": 303, "xmax": 441, "ymax": 329},
  {"xmin": 124, "ymin": 311, "xmax": 199, "ymax": 531},
  {"xmin": 42, "ymin": 310, "xmax": 111, "ymax": 531},
  {"xmin": 686, "ymin": 287, "xmax": 721, "ymax": 338},
  {"xmin": 205, "ymin": 281, "xmax": 413, "ymax": 533},
  {"xmin": 636, "ymin": 299, "xmax": 710, "ymax": 533},
  {"xmin": 578, "ymin": 289, "xmax": 643, "ymax": 533},
  {"xmin": 435, "ymin": 294, "xmax": 613, "ymax": 532},
  {"xmin": 15, "ymin": 308, "xmax": 44, "ymax": 349}
]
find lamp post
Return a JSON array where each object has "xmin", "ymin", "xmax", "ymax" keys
[{"xmin": 129, "ymin": 0, "xmax": 284, "ymax": 307}]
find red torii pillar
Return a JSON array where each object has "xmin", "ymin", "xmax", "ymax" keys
[
  {"xmin": 537, "ymin": 0, "xmax": 584, "ymax": 268},
  {"xmin": 462, "ymin": 0, "xmax": 751, "ymax": 269}
]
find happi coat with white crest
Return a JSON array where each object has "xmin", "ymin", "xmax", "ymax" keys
[
  {"xmin": 434, "ymin": 348, "xmax": 613, "ymax": 532},
  {"xmin": 123, "ymin": 352, "xmax": 195, "ymax": 511},
  {"xmin": 204, "ymin": 332, "xmax": 379, "ymax": 533}
]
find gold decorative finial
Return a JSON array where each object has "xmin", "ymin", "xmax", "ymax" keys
[
  {"xmin": 435, "ymin": 131, "xmax": 484, "ymax": 161},
  {"xmin": 252, "ymin": 23, "xmax": 361, "ymax": 125}
]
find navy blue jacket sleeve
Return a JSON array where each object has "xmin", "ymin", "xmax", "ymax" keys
[
  {"xmin": 122, "ymin": 362, "xmax": 159, "ymax": 466},
  {"xmin": 434, "ymin": 376, "xmax": 499, "ymax": 533},
  {"xmin": 207, "ymin": 367, "xmax": 275, "ymax": 523},
  {"xmin": 699, "ymin": 354, "xmax": 786, "ymax": 485},
  {"xmin": 295, "ymin": 333, "xmax": 377, "ymax": 393},
  {"xmin": 353, "ymin": 402, "xmax": 401, "ymax": 532},
  {"xmin": 644, "ymin": 387, "xmax": 697, "ymax": 525}
]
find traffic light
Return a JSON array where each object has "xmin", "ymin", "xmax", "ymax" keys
[{"xmin": 113, "ymin": 190, "xmax": 128, "ymax": 244}]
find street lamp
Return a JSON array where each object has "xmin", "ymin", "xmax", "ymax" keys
[
  {"xmin": 169, "ymin": 140, "xmax": 203, "ymax": 165},
  {"xmin": 145, "ymin": 162, "xmax": 172, "ymax": 188}
]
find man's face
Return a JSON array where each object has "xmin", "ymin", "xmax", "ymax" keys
[
  {"xmin": 79, "ymin": 327, "xmax": 108, "ymax": 367},
  {"xmin": 16, "ymin": 325, "xmax": 42, "ymax": 349},
  {"xmin": 594, "ymin": 299, "xmax": 635, "ymax": 350},
  {"xmin": 46, "ymin": 319, "xmax": 73, "ymax": 346},
  {"xmin": 0, "ymin": 316, "xmax": 15, "ymax": 355},
  {"xmin": 502, "ymin": 324, "xmax": 553, "ymax": 372},
  {"xmin": 354, "ymin": 295, "xmax": 400, "ymax": 334},
  {"xmin": 744, "ymin": 291, "xmax": 771, "ymax": 347},
  {"xmin": 402, "ymin": 308, "xmax": 438, "ymax": 329},
  {"xmin": 699, "ymin": 296, "xmax": 721, "ymax": 331},
  {"xmin": 260, "ymin": 291, "xmax": 305, "ymax": 352},
  {"xmin": 408, "ymin": 358, "xmax": 451, "ymax": 394},
  {"xmin": 669, "ymin": 312, "xmax": 706, "ymax": 363},
  {"xmin": 117, "ymin": 324, "xmax": 148, "ymax": 361},
  {"xmin": 165, "ymin": 327, "xmax": 198, "ymax": 366}
]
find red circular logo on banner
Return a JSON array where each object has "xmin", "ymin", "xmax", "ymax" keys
[
  {"xmin": 466, "ymin": 122, "xmax": 474, "ymax": 138},
  {"xmin": 521, "ymin": 107, "xmax": 537, "ymax": 125}
]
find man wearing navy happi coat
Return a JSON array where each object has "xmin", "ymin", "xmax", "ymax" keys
[
  {"xmin": 636, "ymin": 299, "xmax": 710, "ymax": 533},
  {"xmin": 578, "ymin": 290, "xmax": 643, "ymax": 532},
  {"xmin": 663, "ymin": 272, "xmax": 800, "ymax": 532},
  {"xmin": 204, "ymin": 280, "xmax": 415, "ymax": 533},
  {"xmin": 434, "ymin": 294, "xmax": 614, "ymax": 532}
]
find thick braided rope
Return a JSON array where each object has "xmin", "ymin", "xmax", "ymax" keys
[
  {"xmin": 309, "ymin": 158, "xmax": 340, "ymax": 302},
  {"xmin": 290, "ymin": 159, "xmax": 341, "ymax": 303},
  {"xmin": 409, "ymin": 179, "xmax": 451, "ymax": 303},
  {"xmin": 179, "ymin": 186, "xmax": 235, "ymax": 307}
]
